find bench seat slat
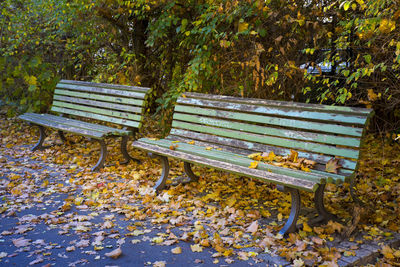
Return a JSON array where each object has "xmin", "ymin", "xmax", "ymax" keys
[
  {"xmin": 173, "ymin": 112, "xmax": 361, "ymax": 147},
  {"xmin": 53, "ymin": 95, "xmax": 142, "ymax": 113},
  {"xmin": 178, "ymin": 98, "xmax": 368, "ymax": 125},
  {"xmin": 184, "ymin": 92, "xmax": 372, "ymax": 116},
  {"xmin": 23, "ymin": 113, "xmax": 131, "ymax": 136},
  {"xmin": 54, "ymin": 89, "xmax": 144, "ymax": 106},
  {"xmin": 19, "ymin": 114, "xmax": 106, "ymax": 138},
  {"xmin": 139, "ymin": 138, "xmax": 342, "ymax": 184},
  {"xmin": 56, "ymin": 83, "xmax": 146, "ymax": 99},
  {"xmin": 59, "ymin": 80, "xmax": 150, "ymax": 93},
  {"xmin": 169, "ymin": 128, "xmax": 358, "ymax": 171},
  {"xmin": 146, "ymin": 138, "xmax": 347, "ymax": 183},
  {"xmin": 166, "ymin": 134, "xmax": 354, "ymax": 178},
  {"xmin": 172, "ymin": 121, "xmax": 359, "ymax": 159},
  {"xmin": 133, "ymin": 140, "xmax": 319, "ymax": 192},
  {"xmin": 52, "ymin": 101, "xmax": 142, "ymax": 121},
  {"xmin": 175, "ymin": 105, "xmax": 363, "ymax": 137},
  {"xmin": 51, "ymin": 106, "xmax": 140, "ymax": 128}
]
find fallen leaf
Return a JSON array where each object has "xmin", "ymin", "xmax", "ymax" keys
[
  {"xmin": 246, "ymin": 220, "xmax": 258, "ymax": 234},
  {"xmin": 66, "ymin": 246, "xmax": 75, "ymax": 252},
  {"xmin": 191, "ymin": 244, "xmax": 203, "ymax": 252},
  {"xmin": 171, "ymin": 247, "xmax": 182, "ymax": 254},
  {"xmin": 12, "ymin": 237, "xmax": 31, "ymax": 247},
  {"xmin": 248, "ymin": 161, "xmax": 259, "ymax": 169},
  {"xmin": 105, "ymin": 247, "xmax": 122, "ymax": 259},
  {"xmin": 325, "ymin": 158, "xmax": 342, "ymax": 174},
  {"xmin": 153, "ymin": 261, "xmax": 166, "ymax": 267}
]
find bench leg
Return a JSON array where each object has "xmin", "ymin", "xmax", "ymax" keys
[
  {"xmin": 310, "ymin": 184, "xmax": 338, "ymax": 225},
  {"xmin": 184, "ymin": 162, "xmax": 199, "ymax": 182},
  {"xmin": 91, "ymin": 139, "xmax": 107, "ymax": 172},
  {"xmin": 32, "ymin": 125, "xmax": 51, "ymax": 151},
  {"xmin": 148, "ymin": 153, "xmax": 169, "ymax": 193},
  {"xmin": 58, "ymin": 130, "xmax": 67, "ymax": 144},
  {"xmin": 120, "ymin": 136, "xmax": 140, "ymax": 164},
  {"xmin": 277, "ymin": 185, "xmax": 301, "ymax": 236}
]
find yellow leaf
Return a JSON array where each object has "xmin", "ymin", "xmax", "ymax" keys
[
  {"xmin": 238, "ymin": 22, "xmax": 249, "ymax": 33},
  {"xmin": 261, "ymin": 151, "xmax": 276, "ymax": 161},
  {"xmin": 205, "ymin": 147, "xmax": 213, "ymax": 150},
  {"xmin": 151, "ymin": 237, "xmax": 164, "ymax": 244},
  {"xmin": 367, "ymin": 89, "xmax": 378, "ymax": 101},
  {"xmin": 171, "ymin": 247, "xmax": 182, "ymax": 254},
  {"xmin": 24, "ymin": 75, "xmax": 37, "ymax": 86},
  {"xmin": 303, "ymin": 222, "xmax": 313, "ymax": 232},
  {"xmin": 277, "ymin": 213, "xmax": 283, "ymax": 221},
  {"xmin": 187, "ymin": 140, "xmax": 195, "ymax": 145},
  {"xmin": 288, "ymin": 149, "xmax": 298, "ymax": 163},
  {"xmin": 190, "ymin": 244, "xmax": 203, "ymax": 252},
  {"xmin": 247, "ymin": 152, "xmax": 261, "ymax": 160},
  {"xmin": 248, "ymin": 161, "xmax": 258, "ymax": 169},
  {"xmin": 172, "ymin": 140, "xmax": 180, "ymax": 143}
]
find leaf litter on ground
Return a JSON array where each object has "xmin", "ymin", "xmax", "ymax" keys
[{"xmin": 0, "ymin": 117, "xmax": 400, "ymax": 265}]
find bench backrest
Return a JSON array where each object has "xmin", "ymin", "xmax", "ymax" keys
[
  {"xmin": 51, "ymin": 80, "xmax": 150, "ymax": 129},
  {"xmin": 168, "ymin": 93, "xmax": 373, "ymax": 180}
]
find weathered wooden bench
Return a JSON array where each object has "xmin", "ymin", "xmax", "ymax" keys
[
  {"xmin": 19, "ymin": 80, "xmax": 150, "ymax": 171},
  {"xmin": 132, "ymin": 92, "xmax": 373, "ymax": 235}
]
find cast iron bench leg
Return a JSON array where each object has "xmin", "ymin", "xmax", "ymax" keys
[
  {"xmin": 91, "ymin": 139, "xmax": 107, "ymax": 172},
  {"xmin": 277, "ymin": 185, "xmax": 301, "ymax": 236},
  {"xmin": 148, "ymin": 153, "xmax": 169, "ymax": 193},
  {"xmin": 310, "ymin": 184, "xmax": 339, "ymax": 225},
  {"xmin": 58, "ymin": 130, "xmax": 67, "ymax": 144},
  {"xmin": 120, "ymin": 136, "xmax": 140, "ymax": 164},
  {"xmin": 31, "ymin": 125, "xmax": 51, "ymax": 151},
  {"xmin": 184, "ymin": 162, "xmax": 199, "ymax": 182}
]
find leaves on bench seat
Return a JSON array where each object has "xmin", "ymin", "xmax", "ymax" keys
[
  {"xmin": 325, "ymin": 158, "xmax": 342, "ymax": 174},
  {"xmin": 247, "ymin": 149, "xmax": 317, "ymax": 172}
]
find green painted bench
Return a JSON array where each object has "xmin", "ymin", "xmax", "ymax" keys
[
  {"xmin": 19, "ymin": 80, "xmax": 150, "ymax": 171},
  {"xmin": 132, "ymin": 92, "xmax": 374, "ymax": 235}
]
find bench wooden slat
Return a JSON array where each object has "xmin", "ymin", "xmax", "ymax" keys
[
  {"xmin": 140, "ymin": 138, "xmax": 338, "ymax": 184},
  {"xmin": 184, "ymin": 92, "xmax": 372, "ymax": 116},
  {"xmin": 172, "ymin": 121, "xmax": 360, "ymax": 159},
  {"xmin": 169, "ymin": 129, "xmax": 358, "ymax": 170},
  {"xmin": 54, "ymin": 89, "xmax": 144, "ymax": 106},
  {"xmin": 52, "ymin": 101, "xmax": 142, "ymax": 121},
  {"xmin": 24, "ymin": 113, "xmax": 131, "ymax": 136},
  {"xmin": 173, "ymin": 112, "xmax": 361, "ymax": 147},
  {"xmin": 56, "ymin": 83, "xmax": 147, "ymax": 99},
  {"xmin": 166, "ymin": 132, "xmax": 356, "ymax": 175},
  {"xmin": 133, "ymin": 140, "xmax": 319, "ymax": 192},
  {"xmin": 19, "ymin": 114, "xmax": 106, "ymax": 138},
  {"xmin": 51, "ymin": 106, "xmax": 140, "ymax": 128},
  {"xmin": 177, "ymin": 98, "xmax": 369, "ymax": 125},
  {"xmin": 59, "ymin": 80, "xmax": 150, "ymax": 93},
  {"xmin": 53, "ymin": 95, "xmax": 142, "ymax": 113},
  {"xmin": 175, "ymin": 105, "xmax": 363, "ymax": 137}
]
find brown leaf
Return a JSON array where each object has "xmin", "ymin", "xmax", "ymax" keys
[
  {"xmin": 12, "ymin": 237, "xmax": 31, "ymax": 247},
  {"xmin": 325, "ymin": 158, "xmax": 342, "ymax": 174},
  {"xmin": 105, "ymin": 247, "xmax": 122, "ymax": 259},
  {"xmin": 246, "ymin": 220, "xmax": 258, "ymax": 234}
]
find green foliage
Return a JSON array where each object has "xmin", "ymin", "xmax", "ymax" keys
[{"xmin": 2, "ymin": 0, "xmax": 400, "ymax": 132}]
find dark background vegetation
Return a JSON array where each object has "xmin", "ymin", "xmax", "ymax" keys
[{"xmin": 1, "ymin": 0, "xmax": 399, "ymax": 132}]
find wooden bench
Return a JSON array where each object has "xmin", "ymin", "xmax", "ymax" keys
[
  {"xmin": 19, "ymin": 80, "xmax": 150, "ymax": 171},
  {"xmin": 132, "ymin": 92, "xmax": 373, "ymax": 235}
]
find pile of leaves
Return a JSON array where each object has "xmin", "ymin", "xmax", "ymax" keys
[
  {"xmin": 0, "ymin": 116, "xmax": 400, "ymax": 266},
  {"xmin": 247, "ymin": 150, "xmax": 317, "ymax": 172}
]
